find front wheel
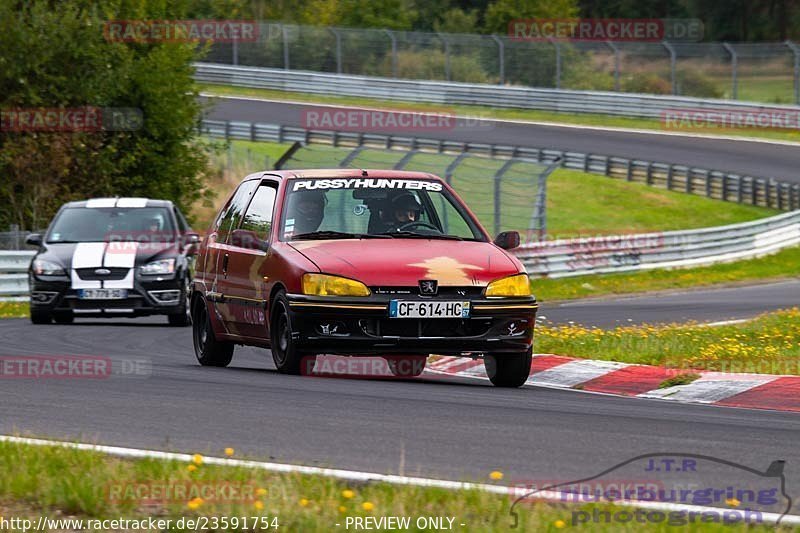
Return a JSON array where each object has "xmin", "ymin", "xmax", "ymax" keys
[
  {"xmin": 485, "ymin": 349, "xmax": 532, "ymax": 388},
  {"xmin": 167, "ymin": 278, "xmax": 192, "ymax": 327},
  {"xmin": 192, "ymin": 298, "xmax": 233, "ymax": 367},
  {"xmin": 270, "ymin": 292, "xmax": 303, "ymax": 374},
  {"xmin": 30, "ymin": 309, "xmax": 52, "ymax": 325},
  {"xmin": 53, "ymin": 312, "xmax": 74, "ymax": 324}
]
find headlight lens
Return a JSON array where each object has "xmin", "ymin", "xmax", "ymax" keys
[
  {"xmin": 485, "ymin": 274, "xmax": 531, "ymax": 297},
  {"xmin": 140, "ymin": 258, "xmax": 175, "ymax": 275},
  {"xmin": 32, "ymin": 259, "xmax": 65, "ymax": 276},
  {"xmin": 302, "ymin": 273, "xmax": 370, "ymax": 297}
]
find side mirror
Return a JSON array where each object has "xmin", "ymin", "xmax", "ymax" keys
[
  {"xmin": 184, "ymin": 232, "xmax": 201, "ymax": 245},
  {"xmin": 493, "ymin": 231, "xmax": 520, "ymax": 250},
  {"xmin": 231, "ymin": 229, "xmax": 268, "ymax": 251},
  {"xmin": 25, "ymin": 233, "xmax": 43, "ymax": 247}
]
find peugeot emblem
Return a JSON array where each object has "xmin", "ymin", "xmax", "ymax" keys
[
  {"xmin": 94, "ymin": 268, "xmax": 111, "ymax": 275},
  {"xmin": 419, "ymin": 279, "xmax": 438, "ymax": 295}
]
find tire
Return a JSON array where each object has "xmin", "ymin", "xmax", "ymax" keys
[
  {"xmin": 270, "ymin": 291, "xmax": 303, "ymax": 375},
  {"xmin": 167, "ymin": 278, "xmax": 192, "ymax": 327},
  {"xmin": 485, "ymin": 349, "xmax": 532, "ymax": 388},
  {"xmin": 53, "ymin": 312, "xmax": 74, "ymax": 324},
  {"xmin": 192, "ymin": 298, "xmax": 233, "ymax": 367},
  {"xmin": 30, "ymin": 309, "xmax": 52, "ymax": 325},
  {"xmin": 385, "ymin": 356, "xmax": 427, "ymax": 377}
]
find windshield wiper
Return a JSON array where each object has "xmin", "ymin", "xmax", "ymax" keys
[
  {"xmin": 376, "ymin": 231, "xmax": 463, "ymax": 241},
  {"xmin": 293, "ymin": 231, "xmax": 390, "ymax": 240}
]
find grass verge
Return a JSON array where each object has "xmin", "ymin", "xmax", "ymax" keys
[
  {"xmin": 0, "ymin": 301, "xmax": 28, "ymax": 319},
  {"xmin": 536, "ymin": 308, "xmax": 800, "ymax": 375},
  {"xmin": 200, "ymin": 83, "xmax": 800, "ymax": 144},
  {"xmin": 198, "ymin": 139, "xmax": 775, "ymax": 236},
  {"xmin": 533, "ymin": 246, "xmax": 800, "ymax": 302},
  {"xmin": 0, "ymin": 441, "xmax": 776, "ymax": 532}
]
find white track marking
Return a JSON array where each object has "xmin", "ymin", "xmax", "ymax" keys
[
  {"xmin": 528, "ymin": 359, "xmax": 629, "ymax": 388},
  {"xmin": 640, "ymin": 374, "xmax": 779, "ymax": 403},
  {"xmin": 200, "ymin": 93, "xmax": 800, "ymax": 148},
  {"xmin": 1, "ymin": 435, "xmax": 796, "ymax": 526}
]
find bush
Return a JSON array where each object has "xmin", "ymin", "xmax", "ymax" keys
[
  {"xmin": 622, "ymin": 74, "xmax": 672, "ymax": 94},
  {"xmin": 676, "ymin": 69, "xmax": 725, "ymax": 98},
  {"xmin": 381, "ymin": 50, "xmax": 491, "ymax": 83}
]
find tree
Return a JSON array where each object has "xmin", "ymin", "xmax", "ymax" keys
[
  {"xmin": 483, "ymin": 0, "xmax": 579, "ymax": 35},
  {"xmin": 0, "ymin": 0, "xmax": 212, "ymax": 230}
]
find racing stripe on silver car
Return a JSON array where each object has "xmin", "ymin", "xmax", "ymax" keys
[
  {"xmin": 103, "ymin": 241, "xmax": 138, "ymax": 289},
  {"xmin": 70, "ymin": 242, "xmax": 106, "ymax": 289}
]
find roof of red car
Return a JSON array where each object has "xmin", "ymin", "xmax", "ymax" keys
[{"xmin": 258, "ymin": 169, "xmax": 443, "ymax": 181}]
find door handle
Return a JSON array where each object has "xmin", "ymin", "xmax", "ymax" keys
[{"xmin": 222, "ymin": 253, "xmax": 229, "ymax": 276}]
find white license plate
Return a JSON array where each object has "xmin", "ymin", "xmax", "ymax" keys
[
  {"xmin": 77, "ymin": 288, "xmax": 127, "ymax": 300},
  {"xmin": 389, "ymin": 300, "xmax": 470, "ymax": 319}
]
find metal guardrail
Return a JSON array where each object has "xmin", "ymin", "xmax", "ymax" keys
[
  {"xmin": 195, "ymin": 62, "xmax": 800, "ymax": 120},
  {"xmin": 201, "ymin": 22, "xmax": 800, "ymax": 104},
  {"xmin": 200, "ymin": 118, "xmax": 800, "ymax": 211},
  {"xmin": 0, "ymin": 251, "xmax": 34, "ymax": 299},
  {"xmin": 516, "ymin": 209, "xmax": 800, "ymax": 278},
  {"xmin": 2, "ymin": 214, "xmax": 798, "ymax": 289}
]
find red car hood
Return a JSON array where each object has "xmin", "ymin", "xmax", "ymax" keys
[{"xmin": 289, "ymin": 239, "xmax": 520, "ymax": 287}]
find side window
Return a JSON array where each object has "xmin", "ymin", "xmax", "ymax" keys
[
  {"xmin": 216, "ymin": 180, "xmax": 259, "ymax": 242},
  {"xmin": 173, "ymin": 207, "xmax": 189, "ymax": 232},
  {"xmin": 240, "ymin": 181, "xmax": 278, "ymax": 238}
]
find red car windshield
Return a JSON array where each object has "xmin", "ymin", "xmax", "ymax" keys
[{"xmin": 281, "ymin": 178, "xmax": 485, "ymax": 241}]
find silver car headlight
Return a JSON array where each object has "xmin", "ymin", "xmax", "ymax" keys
[
  {"xmin": 140, "ymin": 258, "xmax": 175, "ymax": 275},
  {"xmin": 32, "ymin": 259, "xmax": 66, "ymax": 276}
]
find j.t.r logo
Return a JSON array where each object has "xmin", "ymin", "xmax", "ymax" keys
[{"xmin": 419, "ymin": 280, "xmax": 438, "ymax": 295}]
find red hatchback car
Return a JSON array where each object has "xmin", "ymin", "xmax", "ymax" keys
[{"xmin": 191, "ymin": 169, "xmax": 537, "ymax": 387}]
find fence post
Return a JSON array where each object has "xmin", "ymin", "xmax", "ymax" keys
[
  {"xmin": 491, "ymin": 35, "xmax": 505, "ymax": 85},
  {"xmin": 494, "ymin": 159, "xmax": 516, "ymax": 236},
  {"xmin": 282, "ymin": 25, "xmax": 290, "ymax": 70},
  {"xmin": 549, "ymin": 38, "xmax": 561, "ymax": 89},
  {"xmin": 662, "ymin": 41, "xmax": 677, "ymax": 95},
  {"xmin": 383, "ymin": 30, "xmax": 398, "ymax": 78},
  {"xmin": 444, "ymin": 152, "xmax": 468, "ymax": 185},
  {"xmin": 787, "ymin": 41, "xmax": 800, "ymax": 105},
  {"xmin": 722, "ymin": 43, "xmax": 738, "ymax": 100},
  {"xmin": 606, "ymin": 41, "xmax": 620, "ymax": 91},
  {"xmin": 438, "ymin": 33, "xmax": 451, "ymax": 81},
  {"xmin": 330, "ymin": 28, "xmax": 342, "ymax": 74},
  {"xmin": 232, "ymin": 31, "xmax": 238, "ymax": 65}
]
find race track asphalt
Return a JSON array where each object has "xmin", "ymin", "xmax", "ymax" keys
[
  {"xmin": 202, "ymin": 95, "xmax": 800, "ymax": 182},
  {"xmin": 3, "ymin": 96, "xmax": 798, "ymax": 520},
  {"xmin": 1, "ymin": 315, "xmax": 798, "ymax": 515},
  {"xmin": 540, "ymin": 279, "xmax": 800, "ymax": 328}
]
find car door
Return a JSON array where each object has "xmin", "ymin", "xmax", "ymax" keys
[
  {"xmin": 206, "ymin": 179, "xmax": 259, "ymax": 335},
  {"xmin": 223, "ymin": 178, "xmax": 280, "ymax": 340}
]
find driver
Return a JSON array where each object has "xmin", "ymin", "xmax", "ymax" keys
[
  {"xmin": 291, "ymin": 189, "xmax": 326, "ymax": 235},
  {"xmin": 387, "ymin": 192, "xmax": 422, "ymax": 229}
]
